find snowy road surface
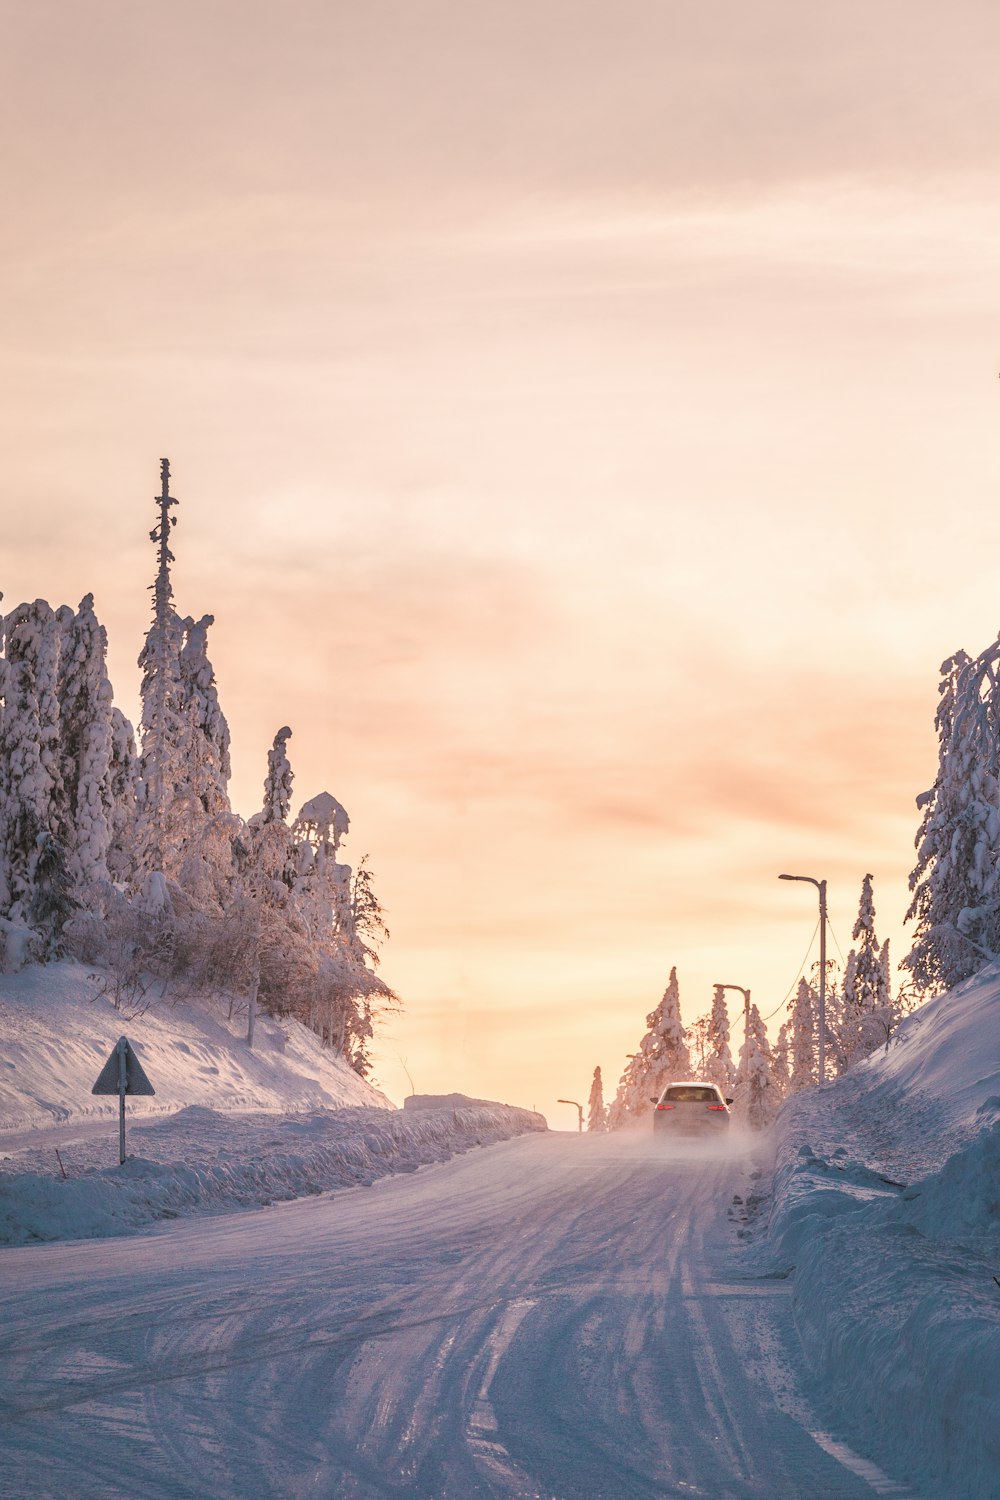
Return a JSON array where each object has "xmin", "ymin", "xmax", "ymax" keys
[{"xmin": 1, "ymin": 1130, "xmax": 920, "ymax": 1500}]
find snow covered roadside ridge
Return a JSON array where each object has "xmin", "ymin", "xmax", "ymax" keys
[
  {"xmin": 757, "ymin": 969, "xmax": 1000, "ymax": 1500},
  {"xmin": 0, "ymin": 960, "xmax": 391, "ymax": 1132},
  {"xmin": 0, "ymin": 1100, "xmax": 547, "ymax": 1247}
]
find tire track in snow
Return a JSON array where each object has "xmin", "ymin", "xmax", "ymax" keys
[{"xmin": 0, "ymin": 1132, "xmax": 927, "ymax": 1499}]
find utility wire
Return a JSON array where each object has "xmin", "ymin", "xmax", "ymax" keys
[
  {"xmin": 764, "ymin": 916, "xmax": 821, "ymax": 1022},
  {"xmin": 827, "ymin": 918, "xmax": 847, "ymax": 966}
]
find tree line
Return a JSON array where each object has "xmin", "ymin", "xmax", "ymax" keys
[
  {"xmin": 590, "ymin": 645, "xmax": 1000, "ymax": 1141},
  {"xmin": 0, "ymin": 461, "xmax": 395, "ymax": 1076}
]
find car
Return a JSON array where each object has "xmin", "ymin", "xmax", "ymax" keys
[{"xmin": 650, "ymin": 1081, "xmax": 733, "ymax": 1135}]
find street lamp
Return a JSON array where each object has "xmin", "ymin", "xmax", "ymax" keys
[
  {"xmin": 779, "ymin": 873, "xmax": 828, "ymax": 1082},
  {"xmin": 713, "ymin": 984, "xmax": 751, "ymax": 1077},
  {"xmin": 557, "ymin": 1099, "xmax": 584, "ymax": 1133}
]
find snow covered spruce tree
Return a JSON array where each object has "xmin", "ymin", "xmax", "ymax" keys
[
  {"xmin": 0, "ymin": 599, "xmax": 74, "ymax": 955},
  {"xmin": 734, "ymin": 1003, "xmax": 776, "ymax": 1129},
  {"xmin": 787, "ymin": 976, "xmax": 816, "ymax": 1093},
  {"xmin": 587, "ymin": 1066, "xmax": 607, "ymax": 1131},
  {"xmin": 831, "ymin": 873, "xmax": 896, "ymax": 1068},
  {"xmin": 131, "ymin": 462, "xmax": 240, "ymax": 918},
  {"xmin": 771, "ymin": 1021, "xmax": 791, "ymax": 1097},
  {"xmin": 703, "ymin": 985, "xmax": 736, "ymax": 1094},
  {"xmin": 1, "ymin": 592, "xmax": 129, "ymax": 959},
  {"xmin": 904, "ymin": 641, "xmax": 1000, "ymax": 993},
  {"xmin": 607, "ymin": 967, "xmax": 690, "ymax": 1128},
  {"xmin": 57, "ymin": 594, "xmax": 116, "ymax": 907},
  {"xmin": 287, "ymin": 791, "xmax": 396, "ymax": 1076},
  {"xmin": 134, "ymin": 460, "xmax": 186, "ymax": 876}
]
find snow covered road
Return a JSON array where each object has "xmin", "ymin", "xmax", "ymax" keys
[{"xmin": 0, "ymin": 1128, "xmax": 922, "ymax": 1500}]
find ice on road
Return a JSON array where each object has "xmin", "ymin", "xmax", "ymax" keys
[{"xmin": 1, "ymin": 1129, "xmax": 917, "ymax": 1500}]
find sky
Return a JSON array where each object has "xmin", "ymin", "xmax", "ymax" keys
[{"xmin": 3, "ymin": 1, "xmax": 1000, "ymax": 1116}]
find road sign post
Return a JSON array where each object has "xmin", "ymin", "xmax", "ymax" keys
[{"xmin": 91, "ymin": 1036, "xmax": 155, "ymax": 1164}]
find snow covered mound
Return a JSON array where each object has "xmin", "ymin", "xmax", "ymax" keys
[
  {"xmin": 0, "ymin": 960, "xmax": 391, "ymax": 1133},
  {"xmin": 758, "ymin": 966, "xmax": 1000, "ymax": 1500},
  {"xmin": 0, "ymin": 1100, "xmax": 547, "ymax": 1247}
]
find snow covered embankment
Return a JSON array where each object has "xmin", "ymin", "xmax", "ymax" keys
[
  {"xmin": 761, "ymin": 970, "xmax": 1000, "ymax": 1500},
  {"xmin": 0, "ymin": 1099, "xmax": 547, "ymax": 1247}
]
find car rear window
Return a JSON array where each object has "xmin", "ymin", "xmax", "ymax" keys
[{"xmin": 663, "ymin": 1085, "xmax": 720, "ymax": 1103}]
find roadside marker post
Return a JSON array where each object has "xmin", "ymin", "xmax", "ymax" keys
[{"xmin": 91, "ymin": 1036, "xmax": 155, "ymax": 1164}]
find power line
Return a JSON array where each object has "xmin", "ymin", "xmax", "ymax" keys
[{"xmin": 763, "ymin": 916, "xmax": 821, "ymax": 1022}]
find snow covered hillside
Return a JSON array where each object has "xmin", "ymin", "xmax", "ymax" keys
[
  {"xmin": 0, "ymin": 960, "xmax": 392, "ymax": 1133},
  {"xmin": 756, "ymin": 964, "xmax": 1000, "ymax": 1499}
]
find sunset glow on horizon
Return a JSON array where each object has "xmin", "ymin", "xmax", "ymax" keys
[{"xmin": 4, "ymin": 2, "xmax": 1000, "ymax": 1113}]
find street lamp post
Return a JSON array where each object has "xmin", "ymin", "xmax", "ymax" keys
[
  {"xmin": 713, "ymin": 984, "xmax": 751, "ymax": 1078},
  {"xmin": 779, "ymin": 873, "xmax": 828, "ymax": 1082},
  {"xmin": 557, "ymin": 1099, "xmax": 584, "ymax": 1133}
]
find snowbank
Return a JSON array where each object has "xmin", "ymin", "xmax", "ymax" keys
[
  {"xmin": 758, "ymin": 967, "xmax": 1000, "ymax": 1500},
  {"xmin": 0, "ymin": 1100, "xmax": 547, "ymax": 1247}
]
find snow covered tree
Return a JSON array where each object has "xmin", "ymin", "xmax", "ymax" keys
[
  {"xmin": 57, "ymin": 594, "xmax": 115, "ymax": 904},
  {"xmin": 177, "ymin": 613, "xmax": 232, "ymax": 818},
  {"xmin": 133, "ymin": 465, "xmax": 236, "ymax": 900},
  {"xmin": 28, "ymin": 828, "xmax": 75, "ymax": 955},
  {"xmin": 242, "ymin": 725, "xmax": 298, "ymax": 905},
  {"xmin": 291, "ymin": 791, "xmax": 352, "ymax": 942},
  {"xmin": 734, "ymin": 1003, "xmax": 776, "ymax": 1129},
  {"xmin": 105, "ymin": 707, "xmax": 139, "ymax": 884},
  {"xmin": 261, "ymin": 725, "xmax": 294, "ymax": 827},
  {"xmin": 832, "ymin": 876, "xmax": 902, "ymax": 1068},
  {"xmin": 135, "ymin": 460, "xmax": 186, "ymax": 872},
  {"xmin": 587, "ymin": 1066, "xmax": 607, "ymax": 1131},
  {"xmin": 285, "ymin": 792, "xmax": 396, "ymax": 1060},
  {"xmin": 607, "ymin": 967, "xmax": 690, "ymax": 1128},
  {"xmin": 904, "ymin": 643, "xmax": 1000, "ymax": 993},
  {"xmin": 0, "ymin": 600, "xmax": 70, "ymax": 942},
  {"xmin": 787, "ymin": 976, "xmax": 816, "ymax": 1093},
  {"xmin": 703, "ymin": 985, "xmax": 736, "ymax": 1094},
  {"xmin": 348, "ymin": 855, "xmax": 390, "ymax": 969},
  {"xmin": 643, "ymin": 967, "xmax": 690, "ymax": 1098},
  {"xmin": 772, "ymin": 1021, "xmax": 791, "ymax": 1099}
]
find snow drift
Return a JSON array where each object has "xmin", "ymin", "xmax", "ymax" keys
[
  {"xmin": 0, "ymin": 1100, "xmax": 547, "ymax": 1248},
  {"xmin": 759, "ymin": 965, "xmax": 1000, "ymax": 1500}
]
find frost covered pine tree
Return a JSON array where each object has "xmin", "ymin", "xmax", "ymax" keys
[
  {"xmin": 134, "ymin": 459, "xmax": 187, "ymax": 875},
  {"xmin": 0, "ymin": 599, "xmax": 73, "ymax": 949},
  {"xmin": 244, "ymin": 725, "xmax": 297, "ymax": 894},
  {"xmin": 787, "ymin": 976, "xmax": 816, "ymax": 1093},
  {"xmin": 134, "ymin": 462, "xmax": 235, "ymax": 895},
  {"xmin": 172, "ymin": 611, "xmax": 236, "ymax": 903},
  {"xmin": 288, "ymin": 791, "xmax": 395, "ymax": 1069},
  {"xmin": 643, "ymin": 967, "xmax": 690, "ymax": 1100},
  {"xmin": 291, "ymin": 791, "xmax": 352, "ymax": 942},
  {"xmin": 57, "ymin": 594, "xmax": 115, "ymax": 905},
  {"xmin": 836, "ymin": 874, "xmax": 896, "ymax": 1067},
  {"xmin": 587, "ymin": 1066, "xmax": 607, "ymax": 1132},
  {"xmin": 177, "ymin": 613, "xmax": 232, "ymax": 819},
  {"xmin": 735, "ymin": 1003, "xmax": 776, "ymax": 1129},
  {"xmin": 261, "ymin": 725, "xmax": 294, "ymax": 827},
  {"xmin": 703, "ymin": 985, "xmax": 736, "ymax": 1094},
  {"xmin": 904, "ymin": 642, "xmax": 1000, "ymax": 993},
  {"xmin": 105, "ymin": 707, "xmax": 139, "ymax": 885},
  {"xmin": 608, "ymin": 967, "xmax": 690, "ymax": 1127},
  {"xmin": 772, "ymin": 1021, "xmax": 791, "ymax": 1098}
]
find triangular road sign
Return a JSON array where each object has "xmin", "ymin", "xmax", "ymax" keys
[{"xmin": 92, "ymin": 1036, "xmax": 156, "ymax": 1097}]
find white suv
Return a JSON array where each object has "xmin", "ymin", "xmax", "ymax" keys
[{"xmin": 651, "ymin": 1081, "xmax": 732, "ymax": 1135}]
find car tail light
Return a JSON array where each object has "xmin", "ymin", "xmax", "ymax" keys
[
  {"xmin": 655, "ymin": 1103, "xmax": 675, "ymax": 1111},
  {"xmin": 706, "ymin": 1104, "xmax": 727, "ymax": 1111}
]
